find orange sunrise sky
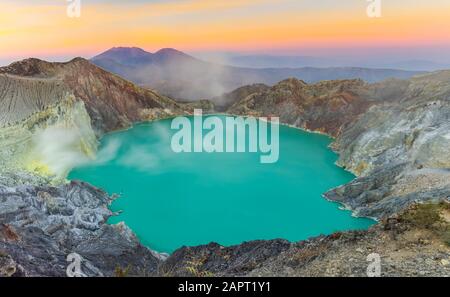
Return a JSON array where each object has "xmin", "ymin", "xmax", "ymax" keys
[{"xmin": 1, "ymin": 0, "xmax": 450, "ymax": 65}]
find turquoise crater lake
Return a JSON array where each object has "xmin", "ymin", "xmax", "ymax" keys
[{"xmin": 69, "ymin": 115, "xmax": 374, "ymax": 253}]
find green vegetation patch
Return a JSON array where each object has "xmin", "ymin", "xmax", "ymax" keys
[{"xmin": 400, "ymin": 201, "xmax": 450, "ymax": 246}]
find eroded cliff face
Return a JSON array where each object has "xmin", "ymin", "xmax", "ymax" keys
[
  {"xmin": 0, "ymin": 58, "xmax": 194, "ymax": 184},
  {"xmin": 0, "ymin": 59, "xmax": 177, "ymax": 276},
  {"xmin": 227, "ymin": 74, "xmax": 450, "ymax": 219},
  {"xmin": 0, "ymin": 58, "xmax": 196, "ymax": 277},
  {"xmin": 0, "ymin": 74, "xmax": 67, "ymax": 126},
  {"xmin": 328, "ymin": 72, "xmax": 450, "ymax": 218},
  {"xmin": 0, "ymin": 58, "xmax": 186, "ymax": 134},
  {"xmin": 228, "ymin": 78, "xmax": 373, "ymax": 136},
  {"xmin": 335, "ymin": 71, "xmax": 450, "ymax": 176},
  {"xmin": 0, "ymin": 86, "xmax": 97, "ymax": 184}
]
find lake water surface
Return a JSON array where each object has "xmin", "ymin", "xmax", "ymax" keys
[{"xmin": 69, "ymin": 116, "xmax": 374, "ymax": 253}]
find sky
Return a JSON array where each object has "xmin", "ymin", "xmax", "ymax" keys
[{"xmin": 1, "ymin": 0, "xmax": 450, "ymax": 65}]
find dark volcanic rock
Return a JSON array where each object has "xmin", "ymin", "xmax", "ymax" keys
[
  {"xmin": 228, "ymin": 78, "xmax": 373, "ymax": 137},
  {"xmin": 0, "ymin": 181, "xmax": 161, "ymax": 276},
  {"xmin": 159, "ymin": 240, "xmax": 291, "ymax": 276},
  {"xmin": 228, "ymin": 73, "xmax": 450, "ymax": 219},
  {"xmin": 159, "ymin": 205, "xmax": 450, "ymax": 277}
]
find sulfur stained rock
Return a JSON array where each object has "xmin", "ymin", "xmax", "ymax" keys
[{"xmin": 0, "ymin": 253, "xmax": 19, "ymax": 277}]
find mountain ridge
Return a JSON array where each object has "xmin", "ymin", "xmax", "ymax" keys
[
  {"xmin": 90, "ymin": 47, "xmax": 424, "ymax": 101},
  {"xmin": 92, "ymin": 47, "xmax": 198, "ymax": 67},
  {"xmin": 0, "ymin": 57, "xmax": 186, "ymax": 133},
  {"xmin": 227, "ymin": 73, "xmax": 450, "ymax": 218},
  {"xmin": 224, "ymin": 54, "xmax": 450, "ymax": 71}
]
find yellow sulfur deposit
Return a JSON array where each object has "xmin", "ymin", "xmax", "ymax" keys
[{"xmin": 26, "ymin": 160, "xmax": 53, "ymax": 176}]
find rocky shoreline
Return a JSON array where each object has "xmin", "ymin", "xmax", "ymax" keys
[
  {"xmin": 1, "ymin": 58, "xmax": 449, "ymax": 276},
  {"xmin": 159, "ymin": 202, "xmax": 450, "ymax": 277},
  {"xmin": 227, "ymin": 74, "xmax": 450, "ymax": 220},
  {"xmin": 0, "ymin": 181, "xmax": 164, "ymax": 276},
  {"xmin": 2, "ymin": 180, "xmax": 448, "ymax": 276}
]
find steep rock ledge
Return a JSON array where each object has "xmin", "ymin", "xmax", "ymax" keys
[
  {"xmin": 0, "ymin": 181, "xmax": 162, "ymax": 276},
  {"xmin": 227, "ymin": 74, "xmax": 450, "ymax": 219},
  {"xmin": 0, "ymin": 58, "xmax": 196, "ymax": 183},
  {"xmin": 0, "ymin": 58, "xmax": 188, "ymax": 134},
  {"xmin": 159, "ymin": 203, "xmax": 450, "ymax": 277},
  {"xmin": 0, "ymin": 94, "xmax": 97, "ymax": 183},
  {"xmin": 0, "ymin": 58, "xmax": 181, "ymax": 276}
]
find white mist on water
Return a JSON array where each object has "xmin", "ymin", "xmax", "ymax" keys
[
  {"xmin": 93, "ymin": 138, "xmax": 121, "ymax": 164},
  {"xmin": 118, "ymin": 146, "xmax": 160, "ymax": 171},
  {"xmin": 69, "ymin": 122, "xmax": 174, "ymax": 174}
]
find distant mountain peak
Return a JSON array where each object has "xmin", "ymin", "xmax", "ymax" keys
[
  {"xmin": 90, "ymin": 46, "xmax": 424, "ymax": 100},
  {"xmin": 111, "ymin": 46, "xmax": 145, "ymax": 50},
  {"xmin": 107, "ymin": 47, "xmax": 149, "ymax": 55},
  {"xmin": 91, "ymin": 46, "xmax": 196, "ymax": 66},
  {"xmin": 68, "ymin": 57, "xmax": 90, "ymax": 64},
  {"xmin": 153, "ymin": 48, "xmax": 197, "ymax": 63},
  {"xmin": 0, "ymin": 57, "xmax": 56, "ymax": 77},
  {"xmin": 278, "ymin": 77, "xmax": 308, "ymax": 87},
  {"xmin": 155, "ymin": 48, "xmax": 184, "ymax": 55},
  {"xmin": 92, "ymin": 47, "xmax": 151, "ymax": 62}
]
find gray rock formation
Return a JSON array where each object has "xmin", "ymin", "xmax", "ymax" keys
[
  {"xmin": 228, "ymin": 73, "xmax": 450, "ymax": 219},
  {"xmin": 0, "ymin": 58, "xmax": 179, "ymax": 276},
  {"xmin": 0, "ymin": 58, "xmax": 196, "ymax": 182},
  {"xmin": 2, "ymin": 180, "xmax": 448, "ymax": 277},
  {"xmin": 0, "ymin": 58, "xmax": 186, "ymax": 134},
  {"xmin": 0, "ymin": 74, "xmax": 68, "ymax": 126},
  {"xmin": 0, "ymin": 181, "xmax": 161, "ymax": 276},
  {"xmin": 159, "ymin": 205, "xmax": 450, "ymax": 277}
]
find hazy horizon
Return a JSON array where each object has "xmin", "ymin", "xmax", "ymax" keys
[
  {"xmin": 1, "ymin": 0, "xmax": 450, "ymax": 70},
  {"xmin": 2, "ymin": 45, "xmax": 450, "ymax": 71}
]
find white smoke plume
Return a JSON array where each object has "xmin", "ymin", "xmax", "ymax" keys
[{"xmin": 29, "ymin": 126, "xmax": 94, "ymax": 177}]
